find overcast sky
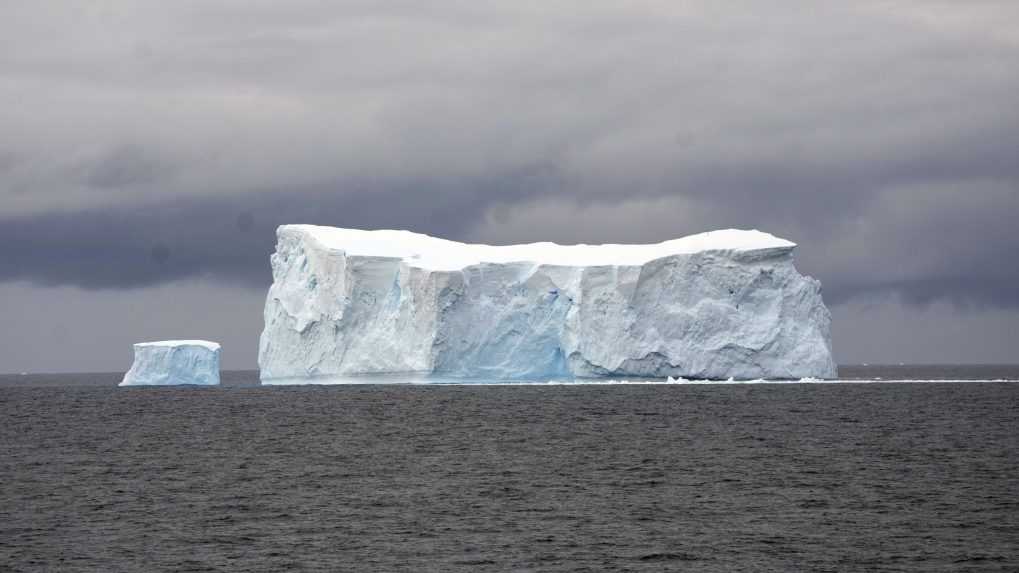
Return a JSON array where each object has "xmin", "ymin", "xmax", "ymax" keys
[{"xmin": 2, "ymin": 1, "xmax": 1017, "ymax": 372}]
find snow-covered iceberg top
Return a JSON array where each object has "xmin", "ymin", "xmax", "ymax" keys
[
  {"xmin": 259, "ymin": 226, "xmax": 835, "ymax": 383},
  {"xmin": 287, "ymin": 225, "xmax": 796, "ymax": 271},
  {"xmin": 133, "ymin": 340, "xmax": 221, "ymax": 351},
  {"xmin": 120, "ymin": 340, "xmax": 221, "ymax": 386}
]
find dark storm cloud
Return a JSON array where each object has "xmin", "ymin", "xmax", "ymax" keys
[
  {"xmin": 3, "ymin": 174, "xmax": 1017, "ymax": 310},
  {"xmin": 2, "ymin": 1, "xmax": 1019, "ymax": 308},
  {"xmin": 0, "ymin": 168, "xmax": 556, "ymax": 288}
]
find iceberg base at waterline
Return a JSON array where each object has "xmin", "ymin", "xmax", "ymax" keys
[{"xmin": 119, "ymin": 340, "xmax": 221, "ymax": 386}]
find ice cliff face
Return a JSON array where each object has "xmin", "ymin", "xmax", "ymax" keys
[
  {"xmin": 258, "ymin": 226, "xmax": 836, "ymax": 382},
  {"xmin": 120, "ymin": 340, "xmax": 221, "ymax": 386}
]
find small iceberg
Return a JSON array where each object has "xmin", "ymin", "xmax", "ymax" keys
[{"xmin": 119, "ymin": 340, "xmax": 221, "ymax": 386}]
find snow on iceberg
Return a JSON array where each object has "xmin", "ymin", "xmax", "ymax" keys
[
  {"xmin": 119, "ymin": 340, "xmax": 221, "ymax": 386},
  {"xmin": 258, "ymin": 225, "xmax": 836, "ymax": 383}
]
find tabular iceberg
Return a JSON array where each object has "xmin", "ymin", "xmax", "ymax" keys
[
  {"xmin": 119, "ymin": 340, "xmax": 221, "ymax": 386},
  {"xmin": 258, "ymin": 225, "xmax": 836, "ymax": 383}
]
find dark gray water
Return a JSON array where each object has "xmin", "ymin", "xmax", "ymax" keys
[{"xmin": 1, "ymin": 368, "xmax": 1017, "ymax": 572}]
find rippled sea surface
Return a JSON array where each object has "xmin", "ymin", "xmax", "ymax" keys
[{"xmin": 1, "ymin": 367, "xmax": 1017, "ymax": 572}]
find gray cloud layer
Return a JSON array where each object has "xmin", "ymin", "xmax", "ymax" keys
[
  {"xmin": 2, "ymin": 1, "xmax": 1018, "ymax": 370},
  {"xmin": 3, "ymin": 178, "xmax": 1018, "ymax": 309}
]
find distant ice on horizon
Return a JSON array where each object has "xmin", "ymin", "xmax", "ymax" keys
[{"xmin": 120, "ymin": 340, "xmax": 221, "ymax": 386}]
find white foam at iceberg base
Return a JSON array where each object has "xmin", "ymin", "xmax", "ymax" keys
[
  {"xmin": 119, "ymin": 340, "xmax": 221, "ymax": 386},
  {"xmin": 251, "ymin": 376, "xmax": 1016, "ymax": 385}
]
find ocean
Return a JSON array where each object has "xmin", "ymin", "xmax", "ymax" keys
[{"xmin": 1, "ymin": 366, "xmax": 1017, "ymax": 571}]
